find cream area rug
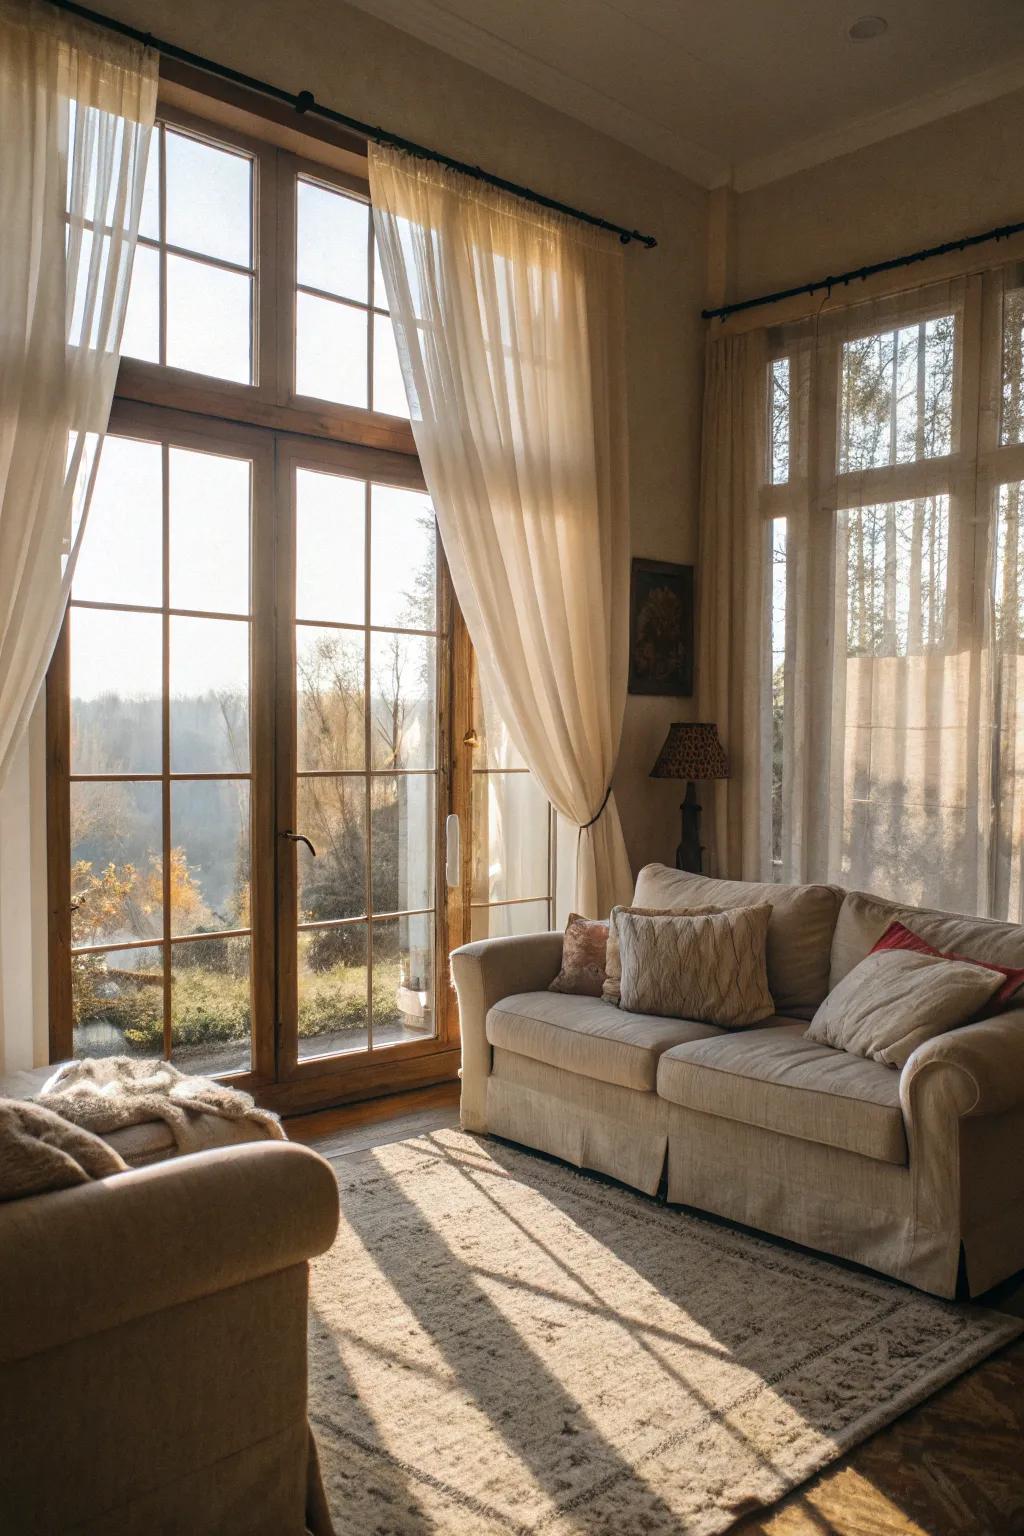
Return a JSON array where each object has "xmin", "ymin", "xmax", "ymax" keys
[{"xmin": 308, "ymin": 1130, "xmax": 1021, "ymax": 1535}]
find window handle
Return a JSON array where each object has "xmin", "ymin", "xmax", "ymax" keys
[
  {"xmin": 445, "ymin": 813, "xmax": 460, "ymax": 888},
  {"xmin": 280, "ymin": 829, "xmax": 317, "ymax": 857}
]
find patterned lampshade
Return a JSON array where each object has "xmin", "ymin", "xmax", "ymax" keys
[{"xmin": 650, "ymin": 722, "xmax": 729, "ymax": 781}]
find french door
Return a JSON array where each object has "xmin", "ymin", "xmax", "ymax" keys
[{"xmin": 49, "ymin": 401, "xmax": 460, "ymax": 1108}]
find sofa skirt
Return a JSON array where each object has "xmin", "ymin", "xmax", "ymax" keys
[
  {"xmin": 663, "ymin": 1102, "xmax": 960, "ymax": 1298},
  {"xmin": 485, "ymin": 1049, "xmax": 668, "ymax": 1195}
]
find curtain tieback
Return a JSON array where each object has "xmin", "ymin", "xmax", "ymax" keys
[{"xmin": 579, "ymin": 784, "xmax": 613, "ymax": 835}]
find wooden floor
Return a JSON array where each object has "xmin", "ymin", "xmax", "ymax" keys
[{"xmin": 287, "ymin": 1086, "xmax": 1024, "ymax": 1536}]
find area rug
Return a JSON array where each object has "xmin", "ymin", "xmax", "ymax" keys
[{"xmin": 307, "ymin": 1130, "xmax": 1022, "ymax": 1535}]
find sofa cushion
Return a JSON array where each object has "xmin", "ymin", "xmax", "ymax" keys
[
  {"xmin": 486, "ymin": 992, "xmax": 720, "ymax": 1092},
  {"xmin": 831, "ymin": 889, "xmax": 1024, "ymax": 992},
  {"xmin": 633, "ymin": 865, "xmax": 843, "ymax": 1017},
  {"xmin": 656, "ymin": 1022, "xmax": 907, "ymax": 1165}
]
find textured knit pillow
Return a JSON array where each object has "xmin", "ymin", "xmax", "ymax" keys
[
  {"xmin": 603, "ymin": 904, "xmax": 720, "ymax": 1005},
  {"xmin": 614, "ymin": 905, "xmax": 774, "ymax": 1028},
  {"xmin": 871, "ymin": 920, "xmax": 1024, "ymax": 1007},
  {"xmin": 548, "ymin": 914, "xmax": 610, "ymax": 997},
  {"xmin": 806, "ymin": 948, "xmax": 1002, "ymax": 1068}
]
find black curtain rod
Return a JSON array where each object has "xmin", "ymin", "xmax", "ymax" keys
[
  {"xmin": 47, "ymin": 0, "xmax": 658, "ymax": 249},
  {"xmin": 703, "ymin": 218, "xmax": 1024, "ymax": 321}
]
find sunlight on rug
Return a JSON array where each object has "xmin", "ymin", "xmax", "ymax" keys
[{"xmin": 307, "ymin": 1130, "xmax": 1021, "ymax": 1535}]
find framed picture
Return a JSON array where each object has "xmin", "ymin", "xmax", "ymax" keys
[{"xmin": 628, "ymin": 558, "xmax": 694, "ymax": 696}]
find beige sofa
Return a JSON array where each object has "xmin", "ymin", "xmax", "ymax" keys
[
  {"xmin": 0, "ymin": 1122, "xmax": 339, "ymax": 1535},
  {"xmin": 452, "ymin": 864, "xmax": 1024, "ymax": 1300}
]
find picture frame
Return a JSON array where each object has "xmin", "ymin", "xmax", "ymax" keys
[{"xmin": 627, "ymin": 558, "xmax": 694, "ymax": 697}]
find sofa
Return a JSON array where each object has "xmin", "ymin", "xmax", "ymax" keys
[
  {"xmin": 0, "ymin": 1086, "xmax": 340, "ymax": 1536},
  {"xmin": 452, "ymin": 864, "xmax": 1024, "ymax": 1300}
]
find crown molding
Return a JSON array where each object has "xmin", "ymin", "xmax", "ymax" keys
[
  {"xmin": 729, "ymin": 52, "xmax": 1024, "ymax": 192},
  {"xmin": 341, "ymin": 0, "xmax": 727, "ymax": 187}
]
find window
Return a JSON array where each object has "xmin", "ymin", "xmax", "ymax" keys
[
  {"xmin": 50, "ymin": 94, "xmax": 553, "ymax": 1105},
  {"xmin": 764, "ymin": 268, "xmax": 1024, "ymax": 920}
]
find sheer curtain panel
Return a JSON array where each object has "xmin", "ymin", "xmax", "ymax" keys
[
  {"xmin": 748, "ymin": 263, "xmax": 1024, "ymax": 920},
  {"xmin": 0, "ymin": 0, "xmax": 156, "ymax": 1068},
  {"xmin": 369, "ymin": 144, "xmax": 633, "ymax": 917}
]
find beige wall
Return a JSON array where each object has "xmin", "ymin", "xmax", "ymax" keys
[
  {"xmin": 730, "ymin": 87, "xmax": 1024, "ymax": 305},
  {"xmin": 96, "ymin": 0, "xmax": 708, "ymax": 881}
]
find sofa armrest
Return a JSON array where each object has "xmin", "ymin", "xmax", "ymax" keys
[
  {"xmin": 0, "ymin": 1139, "xmax": 339, "ymax": 1366},
  {"xmin": 901, "ymin": 1007, "xmax": 1024, "ymax": 1120},
  {"xmin": 451, "ymin": 931, "xmax": 565, "ymax": 1131}
]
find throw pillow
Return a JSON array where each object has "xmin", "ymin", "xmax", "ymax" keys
[
  {"xmin": 614, "ymin": 904, "xmax": 775, "ymax": 1028},
  {"xmin": 548, "ymin": 913, "xmax": 610, "ymax": 997},
  {"xmin": 806, "ymin": 948, "xmax": 1002, "ymax": 1069},
  {"xmin": 871, "ymin": 919, "xmax": 1024, "ymax": 1006},
  {"xmin": 603, "ymin": 903, "xmax": 720, "ymax": 1005}
]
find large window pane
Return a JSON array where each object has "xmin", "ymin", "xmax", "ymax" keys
[
  {"xmin": 167, "ymin": 253, "xmax": 252, "ymax": 383},
  {"xmin": 296, "ymin": 291, "xmax": 367, "ymax": 406},
  {"xmin": 843, "ymin": 498, "xmax": 949, "ymax": 658},
  {"xmin": 370, "ymin": 633, "xmax": 435, "ymax": 770},
  {"xmin": 297, "ymin": 179, "xmax": 368, "ymax": 303},
  {"xmin": 171, "ymin": 935, "xmax": 251, "ymax": 1076},
  {"xmin": 373, "ymin": 312, "xmax": 409, "ymax": 418},
  {"xmin": 297, "ymin": 775, "xmax": 366, "ymax": 923},
  {"xmin": 170, "ymin": 780, "xmax": 250, "ymax": 935},
  {"xmin": 72, "ymin": 944, "xmax": 163, "ymax": 1060},
  {"xmin": 372, "ymin": 913, "xmax": 434, "ymax": 1045},
  {"xmin": 71, "ymin": 608, "xmax": 162, "ymax": 774},
  {"xmin": 471, "ymin": 900, "xmax": 549, "ymax": 940},
  {"xmin": 370, "ymin": 484, "xmax": 435, "ymax": 628},
  {"xmin": 474, "ymin": 669, "xmax": 528, "ymax": 770},
  {"xmin": 170, "ymin": 616, "xmax": 250, "ymax": 772},
  {"xmin": 166, "ymin": 130, "xmax": 252, "ymax": 267},
  {"xmin": 120, "ymin": 241, "xmax": 160, "ymax": 364},
  {"xmin": 769, "ymin": 357, "xmax": 790, "ymax": 485},
  {"xmin": 71, "ymin": 780, "xmax": 163, "ymax": 945},
  {"xmin": 1002, "ymin": 289, "xmax": 1024, "ymax": 446},
  {"xmin": 297, "ymin": 628, "xmax": 365, "ymax": 770},
  {"xmin": 74, "ymin": 436, "xmax": 162, "ymax": 608},
  {"xmin": 371, "ymin": 773, "xmax": 434, "ymax": 914},
  {"xmin": 169, "ymin": 447, "xmax": 251, "ymax": 616},
  {"xmin": 839, "ymin": 315, "xmax": 955, "ymax": 472},
  {"xmin": 298, "ymin": 923, "xmax": 368, "ymax": 1058},
  {"xmin": 295, "ymin": 468, "xmax": 364, "ymax": 625}
]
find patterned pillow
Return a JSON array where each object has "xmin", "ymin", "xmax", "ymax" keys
[
  {"xmin": 603, "ymin": 904, "xmax": 720, "ymax": 1005},
  {"xmin": 871, "ymin": 920, "xmax": 1024, "ymax": 1007},
  {"xmin": 614, "ymin": 905, "xmax": 775, "ymax": 1028},
  {"xmin": 548, "ymin": 914, "xmax": 610, "ymax": 998}
]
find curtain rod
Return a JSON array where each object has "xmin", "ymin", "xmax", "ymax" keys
[
  {"xmin": 702, "ymin": 217, "xmax": 1024, "ymax": 321},
  {"xmin": 46, "ymin": 0, "xmax": 658, "ymax": 249}
]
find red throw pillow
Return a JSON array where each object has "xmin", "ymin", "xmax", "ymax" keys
[{"xmin": 870, "ymin": 920, "xmax": 1024, "ymax": 1006}]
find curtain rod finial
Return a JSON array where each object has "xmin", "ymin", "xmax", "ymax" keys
[{"xmin": 294, "ymin": 89, "xmax": 315, "ymax": 114}]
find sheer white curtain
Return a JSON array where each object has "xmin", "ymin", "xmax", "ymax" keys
[
  {"xmin": 718, "ymin": 262, "xmax": 1024, "ymax": 919},
  {"xmin": 369, "ymin": 145, "xmax": 633, "ymax": 917},
  {"xmin": 0, "ymin": 0, "xmax": 156, "ymax": 1069},
  {"xmin": 696, "ymin": 331, "xmax": 770, "ymax": 879}
]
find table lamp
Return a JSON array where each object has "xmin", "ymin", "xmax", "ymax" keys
[{"xmin": 650, "ymin": 722, "xmax": 729, "ymax": 873}]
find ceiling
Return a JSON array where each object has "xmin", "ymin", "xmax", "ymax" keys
[{"xmin": 342, "ymin": 0, "xmax": 1024, "ymax": 189}]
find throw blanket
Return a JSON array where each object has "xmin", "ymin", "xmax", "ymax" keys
[
  {"xmin": 39, "ymin": 1057, "xmax": 285, "ymax": 1154},
  {"xmin": 0, "ymin": 1097, "xmax": 127, "ymax": 1201}
]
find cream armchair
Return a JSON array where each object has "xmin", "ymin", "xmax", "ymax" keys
[{"xmin": 0, "ymin": 1140, "xmax": 339, "ymax": 1535}]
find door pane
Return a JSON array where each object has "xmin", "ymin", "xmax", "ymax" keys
[
  {"xmin": 170, "ymin": 616, "xmax": 250, "ymax": 772},
  {"xmin": 369, "ymin": 633, "xmax": 435, "ymax": 769},
  {"xmin": 71, "ymin": 609, "xmax": 162, "ymax": 775},
  {"xmin": 72, "ymin": 943, "xmax": 163, "ymax": 1060},
  {"xmin": 297, "ymin": 627, "xmax": 365, "ymax": 770},
  {"xmin": 170, "ymin": 779, "xmax": 250, "ymax": 935},
  {"xmin": 171, "ymin": 935, "xmax": 251, "ymax": 1076},
  {"xmin": 471, "ymin": 771, "xmax": 549, "ymax": 904},
  {"xmin": 372, "ymin": 913, "xmax": 434, "ymax": 1046},
  {"xmin": 297, "ymin": 923, "xmax": 369, "ymax": 1059},
  {"xmin": 471, "ymin": 900, "xmax": 549, "ymax": 940},
  {"xmin": 71, "ymin": 780, "xmax": 163, "ymax": 945},
  {"xmin": 371, "ymin": 773, "xmax": 434, "ymax": 914},
  {"xmin": 370, "ymin": 484, "xmax": 435, "ymax": 627},
  {"xmin": 74, "ymin": 436, "xmax": 162, "ymax": 607},
  {"xmin": 297, "ymin": 775, "xmax": 366, "ymax": 923},
  {"xmin": 295, "ymin": 468, "xmax": 364, "ymax": 624},
  {"xmin": 169, "ymin": 447, "xmax": 251, "ymax": 616}
]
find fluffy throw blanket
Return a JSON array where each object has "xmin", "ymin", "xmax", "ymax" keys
[
  {"xmin": 39, "ymin": 1057, "xmax": 285, "ymax": 1155},
  {"xmin": 0, "ymin": 1097, "xmax": 127, "ymax": 1201}
]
